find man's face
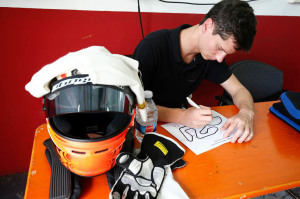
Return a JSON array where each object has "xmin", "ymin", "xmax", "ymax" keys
[{"xmin": 199, "ymin": 21, "xmax": 236, "ymax": 63}]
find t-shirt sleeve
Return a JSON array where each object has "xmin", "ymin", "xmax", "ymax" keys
[
  {"xmin": 205, "ymin": 60, "xmax": 232, "ymax": 84},
  {"xmin": 133, "ymin": 39, "xmax": 156, "ymax": 91}
]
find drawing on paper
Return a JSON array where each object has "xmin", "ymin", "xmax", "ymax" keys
[
  {"xmin": 179, "ymin": 116, "xmax": 222, "ymax": 142},
  {"xmin": 161, "ymin": 110, "xmax": 232, "ymax": 155}
]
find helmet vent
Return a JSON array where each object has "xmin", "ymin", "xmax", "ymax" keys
[
  {"xmin": 86, "ymin": 133, "xmax": 103, "ymax": 139},
  {"xmin": 72, "ymin": 150, "xmax": 86, "ymax": 154},
  {"xmin": 95, "ymin": 149, "xmax": 108, "ymax": 154}
]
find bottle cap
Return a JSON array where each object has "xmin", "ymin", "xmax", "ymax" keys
[{"xmin": 144, "ymin": 90, "xmax": 153, "ymax": 98}]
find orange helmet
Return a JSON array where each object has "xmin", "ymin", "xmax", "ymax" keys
[{"xmin": 44, "ymin": 73, "xmax": 136, "ymax": 177}]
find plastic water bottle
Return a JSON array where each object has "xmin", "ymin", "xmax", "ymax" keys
[{"xmin": 135, "ymin": 90, "xmax": 158, "ymax": 143}]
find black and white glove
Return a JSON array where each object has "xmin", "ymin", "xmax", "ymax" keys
[{"xmin": 109, "ymin": 132, "xmax": 185, "ymax": 199}]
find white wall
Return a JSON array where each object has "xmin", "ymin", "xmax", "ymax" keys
[{"xmin": 1, "ymin": 0, "xmax": 300, "ymax": 16}]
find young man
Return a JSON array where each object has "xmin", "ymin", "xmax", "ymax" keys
[{"xmin": 133, "ymin": 0, "xmax": 257, "ymax": 143}]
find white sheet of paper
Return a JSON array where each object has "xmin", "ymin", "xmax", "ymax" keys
[{"xmin": 161, "ymin": 110, "xmax": 232, "ymax": 155}]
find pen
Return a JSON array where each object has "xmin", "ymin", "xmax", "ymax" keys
[{"xmin": 186, "ymin": 97, "xmax": 201, "ymax": 109}]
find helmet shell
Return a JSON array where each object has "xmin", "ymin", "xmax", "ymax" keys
[{"xmin": 46, "ymin": 109, "xmax": 135, "ymax": 177}]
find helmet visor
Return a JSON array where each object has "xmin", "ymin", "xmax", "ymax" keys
[{"xmin": 44, "ymin": 84, "xmax": 135, "ymax": 118}]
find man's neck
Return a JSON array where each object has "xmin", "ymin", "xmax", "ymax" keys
[{"xmin": 180, "ymin": 25, "xmax": 202, "ymax": 64}]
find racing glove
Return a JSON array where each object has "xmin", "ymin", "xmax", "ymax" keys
[{"xmin": 109, "ymin": 132, "xmax": 185, "ymax": 199}]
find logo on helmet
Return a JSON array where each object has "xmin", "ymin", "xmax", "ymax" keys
[{"xmin": 52, "ymin": 76, "xmax": 92, "ymax": 92}]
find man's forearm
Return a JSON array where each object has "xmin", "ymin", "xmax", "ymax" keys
[
  {"xmin": 156, "ymin": 104, "xmax": 213, "ymax": 129},
  {"xmin": 157, "ymin": 105, "xmax": 186, "ymax": 124},
  {"xmin": 232, "ymin": 87, "xmax": 254, "ymax": 116}
]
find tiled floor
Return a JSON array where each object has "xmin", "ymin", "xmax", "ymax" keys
[
  {"xmin": 0, "ymin": 172, "xmax": 299, "ymax": 199},
  {"xmin": 0, "ymin": 172, "xmax": 27, "ymax": 199},
  {"xmin": 253, "ymin": 188, "xmax": 300, "ymax": 199}
]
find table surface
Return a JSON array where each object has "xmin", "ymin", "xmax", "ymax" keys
[{"xmin": 24, "ymin": 101, "xmax": 300, "ymax": 199}]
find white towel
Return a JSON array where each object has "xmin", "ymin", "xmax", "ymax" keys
[
  {"xmin": 25, "ymin": 46, "xmax": 147, "ymax": 121},
  {"xmin": 158, "ymin": 166, "xmax": 190, "ymax": 199}
]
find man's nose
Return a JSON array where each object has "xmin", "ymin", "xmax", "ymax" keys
[{"xmin": 215, "ymin": 51, "xmax": 226, "ymax": 63}]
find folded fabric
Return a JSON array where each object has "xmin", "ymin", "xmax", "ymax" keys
[
  {"xmin": 269, "ymin": 91, "xmax": 300, "ymax": 132},
  {"xmin": 157, "ymin": 166, "xmax": 189, "ymax": 199},
  {"xmin": 25, "ymin": 46, "xmax": 147, "ymax": 121}
]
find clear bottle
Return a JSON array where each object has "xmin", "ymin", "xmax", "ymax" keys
[{"xmin": 135, "ymin": 90, "xmax": 158, "ymax": 143}]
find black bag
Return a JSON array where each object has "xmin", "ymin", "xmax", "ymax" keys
[{"xmin": 269, "ymin": 91, "xmax": 300, "ymax": 132}]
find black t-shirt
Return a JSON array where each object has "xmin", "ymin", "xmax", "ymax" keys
[{"xmin": 133, "ymin": 24, "xmax": 232, "ymax": 108}]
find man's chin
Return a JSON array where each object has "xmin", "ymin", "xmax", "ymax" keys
[{"xmin": 203, "ymin": 56, "xmax": 213, "ymax": 61}]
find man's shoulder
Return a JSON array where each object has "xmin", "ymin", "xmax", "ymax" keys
[
  {"xmin": 133, "ymin": 25, "xmax": 188, "ymax": 59},
  {"xmin": 143, "ymin": 29, "xmax": 170, "ymax": 43},
  {"xmin": 135, "ymin": 29, "xmax": 172, "ymax": 55}
]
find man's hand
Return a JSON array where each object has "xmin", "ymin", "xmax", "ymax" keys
[
  {"xmin": 220, "ymin": 74, "xmax": 255, "ymax": 143},
  {"xmin": 181, "ymin": 105, "xmax": 213, "ymax": 128},
  {"xmin": 221, "ymin": 109, "xmax": 254, "ymax": 143}
]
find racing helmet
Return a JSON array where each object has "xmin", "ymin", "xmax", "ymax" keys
[{"xmin": 44, "ymin": 71, "xmax": 137, "ymax": 177}]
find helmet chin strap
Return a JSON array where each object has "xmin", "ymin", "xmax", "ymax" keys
[{"xmin": 44, "ymin": 139, "xmax": 81, "ymax": 199}]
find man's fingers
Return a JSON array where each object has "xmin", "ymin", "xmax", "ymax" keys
[
  {"xmin": 245, "ymin": 132, "xmax": 254, "ymax": 142},
  {"xmin": 199, "ymin": 115, "xmax": 213, "ymax": 122},
  {"xmin": 184, "ymin": 107, "xmax": 213, "ymax": 128},
  {"xmin": 237, "ymin": 126, "xmax": 250, "ymax": 143},
  {"xmin": 223, "ymin": 121, "xmax": 238, "ymax": 138},
  {"xmin": 221, "ymin": 119, "xmax": 232, "ymax": 134},
  {"xmin": 197, "ymin": 108, "xmax": 212, "ymax": 116},
  {"xmin": 199, "ymin": 105, "xmax": 211, "ymax": 109},
  {"xmin": 231, "ymin": 128, "xmax": 243, "ymax": 143},
  {"xmin": 224, "ymin": 121, "xmax": 253, "ymax": 143},
  {"xmin": 190, "ymin": 120, "xmax": 210, "ymax": 129},
  {"xmin": 242, "ymin": 127, "xmax": 253, "ymax": 142},
  {"xmin": 221, "ymin": 111, "xmax": 254, "ymax": 143}
]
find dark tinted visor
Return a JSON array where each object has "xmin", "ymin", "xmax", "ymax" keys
[{"xmin": 44, "ymin": 83, "xmax": 136, "ymax": 118}]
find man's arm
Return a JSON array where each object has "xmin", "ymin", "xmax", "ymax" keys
[
  {"xmin": 220, "ymin": 74, "xmax": 254, "ymax": 143},
  {"xmin": 157, "ymin": 105, "xmax": 213, "ymax": 129}
]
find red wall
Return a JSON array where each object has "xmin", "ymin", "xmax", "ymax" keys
[{"xmin": 0, "ymin": 7, "xmax": 299, "ymax": 175}]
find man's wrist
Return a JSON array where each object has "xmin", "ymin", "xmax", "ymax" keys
[{"xmin": 239, "ymin": 108, "xmax": 254, "ymax": 118}]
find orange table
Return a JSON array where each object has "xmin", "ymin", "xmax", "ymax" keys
[{"xmin": 25, "ymin": 101, "xmax": 300, "ymax": 198}]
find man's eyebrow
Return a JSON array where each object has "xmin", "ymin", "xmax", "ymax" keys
[
  {"xmin": 220, "ymin": 45, "xmax": 228, "ymax": 54},
  {"xmin": 222, "ymin": 44, "xmax": 237, "ymax": 54}
]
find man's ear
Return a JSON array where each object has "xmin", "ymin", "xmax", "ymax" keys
[{"xmin": 202, "ymin": 18, "xmax": 214, "ymax": 33}]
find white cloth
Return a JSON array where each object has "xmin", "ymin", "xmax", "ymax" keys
[
  {"xmin": 25, "ymin": 46, "xmax": 147, "ymax": 121},
  {"xmin": 157, "ymin": 166, "xmax": 189, "ymax": 199}
]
